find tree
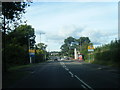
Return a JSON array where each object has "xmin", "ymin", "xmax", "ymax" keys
[
  {"xmin": 3, "ymin": 24, "xmax": 35, "ymax": 69},
  {"xmin": 60, "ymin": 36, "xmax": 75, "ymax": 57},
  {"xmin": 36, "ymin": 43, "xmax": 47, "ymax": 50},
  {"xmin": 60, "ymin": 36, "xmax": 91, "ymax": 59},
  {"xmin": 94, "ymin": 39, "xmax": 120, "ymax": 67},
  {"xmin": 64, "ymin": 36, "xmax": 76, "ymax": 45},
  {"xmin": 2, "ymin": 2, "xmax": 31, "ymax": 32},
  {"xmin": 2, "ymin": 2, "xmax": 32, "ymax": 72},
  {"xmin": 35, "ymin": 43, "xmax": 47, "ymax": 62}
]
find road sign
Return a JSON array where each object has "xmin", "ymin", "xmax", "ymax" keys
[
  {"xmin": 88, "ymin": 46, "xmax": 94, "ymax": 49},
  {"xmin": 88, "ymin": 45, "xmax": 94, "ymax": 52},
  {"xmin": 29, "ymin": 52, "xmax": 35, "ymax": 57},
  {"xmin": 29, "ymin": 49, "xmax": 35, "ymax": 57},
  {"xmin": 29, "ymin": 49, "xmax": 35, "ymax": 53}
]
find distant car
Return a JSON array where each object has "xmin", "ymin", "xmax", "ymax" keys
[
  {"xmin": 54, "ymin": 57, "xmax": 58, "ymax": 61},
  {"xmin": 61, "ymin": 58, "xmax": 65, "ymax": 60},
  {"xmin": 54, "ymin": 59, "xmax": 58, "ymax": 61}
]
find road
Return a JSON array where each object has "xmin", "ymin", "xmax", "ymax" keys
[{"xmin": 8, "ymin": 60, "xmax": 120, "ymax": 89}]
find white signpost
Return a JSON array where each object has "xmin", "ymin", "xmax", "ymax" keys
[
  {"xmin": 74, "ymin": 48, "xmax": 78, "ymax": 59},
  {"xmin": 29, "ymin": 49, "xmax": 35, "ymax": 63}
]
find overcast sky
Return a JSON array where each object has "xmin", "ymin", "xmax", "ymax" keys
[{"xmin": 23, "ymin": 1, "xmax": 118, "ymax": 51}]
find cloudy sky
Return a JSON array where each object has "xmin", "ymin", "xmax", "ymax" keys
[{"xmin": 23, "ymin": 1, "xmax": 118, "ymax": 51}]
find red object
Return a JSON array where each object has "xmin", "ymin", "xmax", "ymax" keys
[{"xmin": 78, "ymin": 54, "xmax": 83, "ymax": 60}]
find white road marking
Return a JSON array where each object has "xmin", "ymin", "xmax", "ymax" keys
[
  {"xmin": 59, "ymin": 61, "xmax": 94, "ymax": 90},
  {"xmin": 74, "ymin": 75, "xmax": 94, "ymax": 90},
  {"xmin": 81, "ymin": 84, "xmax": 87, "ymax": 90},
  {"xmin": 62, "ymin": 65, "xmax": 66, "ymax": 67},
  {"xmin": 69, "ymin": 71, "xmax": 74, "ymax": 77},
  {"xmin": 65, "ymin": 68, "xmax": 69, "ymax": 71}
]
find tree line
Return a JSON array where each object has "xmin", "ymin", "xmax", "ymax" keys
[
  {"xmin": 1, "ymin": 2, "xmax": 47, "ymax": 72},
  {"xmin": 94, "ymin": 39, "xmax": 120, "ymax": 67},
  {"xmin": 60, "ymin": 36, "xmax": 120, "ymax": 67},
  {"xmin": 60, "ymin": 36, "xmax": 92, "ymax": 60}
]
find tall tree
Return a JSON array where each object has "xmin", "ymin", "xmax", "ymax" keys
[
  {"xmin": 60, "ymin": 36, "xmax": 91, "ymax": 58},
  {"xmin": 35, "ymin": 43, "xmax": 47, "ymax": 62},
  {"xmin": 2, "ymin": 1, "xmax": 31, "ymax": 72},
  {"xmin": 2, "ymin": 2, "xmax": 31, "ymax": 32},
  {"xmin": 60, "ymin": 36, "xmax": 75, "ymax": 57},
  {"xmin": 3, "ymin": 24, "xmax": 35, "ymax": 70}
]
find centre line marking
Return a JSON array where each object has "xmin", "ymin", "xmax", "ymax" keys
[
  {"xmin": 74, "ymin": 75, "xmax": 94, "ymax": 90},
  {"xmin": 81, "ymin": 84, "xmax": 87, "ymax": 90},
  {"xmin": 69, "ymin": 71, "xmax": 74, "ymax": 77},
  {"xmin": 65, "ymin": 68, "xmax": 69, "ymax": 71}
]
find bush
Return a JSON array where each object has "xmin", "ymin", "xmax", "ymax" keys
[{"xmin": 93, "ymin": 39, "xmax": 120, "ymax": 67}]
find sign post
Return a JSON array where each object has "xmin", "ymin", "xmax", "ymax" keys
[
  {"xmin": 88, "ymin": 45, "xmax": 94, "ymax": 63},
  {"xmin": 29, "ymin": 49, "xmax": 35, "ymax": 63}
]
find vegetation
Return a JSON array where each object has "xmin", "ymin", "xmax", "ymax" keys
[
  {"xmin": 2, "ymin": 2, "xmax": 31, "ymax": 32},
  {"xmin": 60, "ymin": 36, "xmax": 92, "ymax": 59},
  {"xmin": 1, "ymin": 2, "xmax": 48, "ymax": 72},
  {"xmin": 2, "ymin": 24, "xmax": 35, "ymax": 68},
  {"xmin": 35, "ymin": 43, "xmax": 48, "ymax": 62},
  {"xmin": 93, "ymin": 39, "xmax": 120, "ymax": 67},
  {"xmin": 2, "ymin": 2, "xmax": 32, "ymax": 72}
]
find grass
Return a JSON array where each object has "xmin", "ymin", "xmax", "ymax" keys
[
  {"xmin": 84, "ymin": 58, "xmax": 120, "ymax": 69},
  {"xmin": 84, "ymin": 59, "xmax": 94, "ymax": 63},
  {"xmin": 8, "ymin": 63, "xmax": 35, "ymax": 71},
  {"xmin": 8, "ymin": 60, "xmax": 47, "ymax": 71}
]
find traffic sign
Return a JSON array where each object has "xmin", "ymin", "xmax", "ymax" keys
[
  {"xmin": 29, "ymin": 49, "xmax": 35, "ymax": 53},
  {"xmin": 88, "ymin": 46, "xmax": 94, "ymax": 49},
  {"xmin": 29, "ymin": 52, "xmax": 35, "ymax": 57},
  {"xmin": 88, "ymin": 45, "xmax": 94, "ymax": 52}
]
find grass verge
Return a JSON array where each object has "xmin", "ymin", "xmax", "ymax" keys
[
  {"xmin": 84, "ymin": 59, "xmax": 94, "ymax": 63},
  {"xmin": 8, "ymin": 63, "xmax": 35, "ymax": 71}
]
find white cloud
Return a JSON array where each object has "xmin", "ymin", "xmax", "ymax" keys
[{"xmin": 24, "ymin": 2, "xmax": 118, "ymax": 51}]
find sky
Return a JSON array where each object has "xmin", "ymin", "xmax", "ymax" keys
[{"xmin": 23, "ymin": 1, "xmax": 118, "ymax": 51}]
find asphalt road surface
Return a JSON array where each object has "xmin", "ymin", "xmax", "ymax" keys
[{"xmin": 8, "ymin": 60, "xmax": 120, "ymax": 89}]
